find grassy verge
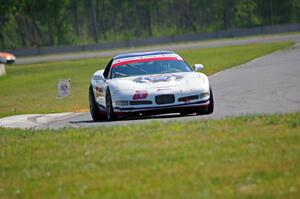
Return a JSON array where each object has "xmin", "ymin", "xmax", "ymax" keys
[
  {"xmin": 0, "ymin": 42, "xmax": 293, "ymax": 118},
  {"xmin": 0, "ymin": 112, "xmax": 299, "ymax": 199}
]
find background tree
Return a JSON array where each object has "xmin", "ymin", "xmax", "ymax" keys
[{"xmin": 0, "ymin": 0, "xmax": 299, "ymax": 50}]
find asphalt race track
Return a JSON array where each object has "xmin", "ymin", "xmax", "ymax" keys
[
  {"xmin": 45, "ymin": 42, "xmax": 300, "ymax": 128},
  {"xmin": 1, "ymin": 36, "xmax": 300, "ymax": 129}
]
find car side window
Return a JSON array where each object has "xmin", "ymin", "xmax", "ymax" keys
[{"xmin": 103, "ymin": 59, "xmax": 113, "ymax": 79}]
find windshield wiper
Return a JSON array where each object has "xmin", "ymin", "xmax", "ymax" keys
[{"xmin": 114, "ymin": 72, "xmax": 128, "ymax": 78}]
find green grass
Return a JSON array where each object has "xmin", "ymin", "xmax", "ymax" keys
[
  {"xmin": 0, "ymin": 112, "xmax": 299, "ymax": 199},
  {"xmin": 0, "ymin": 42, "xmax": 293, "ymax": 118}
]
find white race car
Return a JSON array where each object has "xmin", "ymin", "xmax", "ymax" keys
[
  {"xmin": 0, "ymin": 52, "xmax": 16, "ymax": 64},
  {"xmin": 89, "ymin": 51, "xmax": 214, "ymax": 121}
]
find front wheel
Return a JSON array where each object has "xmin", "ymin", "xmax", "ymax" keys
[
  {"xmin": 89, "ymin": 85, "xmax": 107, "ymax": 121},
  {"xmin": 206, "ymin": 87, "xmax": 214, "ymax": 114},
  {"xmin": 105, "ymin": 88, "xmax": 117, "ymax": 121}
]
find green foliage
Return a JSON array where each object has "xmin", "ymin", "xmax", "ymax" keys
[
  {"xmin": 0, "ymin": 112, "xmax": 299, "ymax": 198},
  {"xmin": 0, "ymin": 42, "xmax": 293, "ymax": 117},
  {"xmin": 0, "ymin": 0, "xmax": 299, "ymax": 49},
  {"xmin": 233, "ymin": 0, "xmax": 262, "ymax": 27}
]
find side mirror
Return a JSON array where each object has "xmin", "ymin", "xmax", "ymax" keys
[{"xmin": 194, "ymin": 64, "xmax": 204, "ymax": 71}]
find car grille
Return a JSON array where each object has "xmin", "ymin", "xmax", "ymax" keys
[
  {"xmin": 130, "ymin": 100, "xmax": 152, "ymax": 105},
  {"xmin": 155, "ymin": 94, "xmax": 175, "ymax": 105},
  {"xmin": 178, "ymin": 95, "xmax": 199, "ymax": 102}
]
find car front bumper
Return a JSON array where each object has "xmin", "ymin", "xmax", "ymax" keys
[{"xmin": 114, "ymin": 100, "xmax": 210, "ymax": 116}]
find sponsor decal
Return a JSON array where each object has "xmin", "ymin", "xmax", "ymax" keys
[
  {"xmin": 95, "ymin": 86, "xmax": 104, "ymax": 97},
  {"xmin": 95, "ymin": 86, "xmax": 103, "ymax": 93},
  {"xmin": 157, "ymin": 88, "xmax": 171, "ymax": 92},
  {"xmin": 133, "ymin": 90, "xmax": 148, "ymax": 100},
  {"xmin": 134, "ymin": 74, "xmax": 183, "ymax": 83}
]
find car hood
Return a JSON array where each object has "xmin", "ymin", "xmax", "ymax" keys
[{"xmin": 109, "ymin": 72, "xmax": 206, "ymax": 91}]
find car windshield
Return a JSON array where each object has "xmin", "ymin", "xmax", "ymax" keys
[{"xmin": 110, "ymin": 60, "xmax": 192, "ymax": 79}]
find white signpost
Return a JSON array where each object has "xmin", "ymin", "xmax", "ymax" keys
[
  {"xmin": 0, "ymin": 64, "xmax": 6, "ymax": 77},
  {"xmin": 57, "ymin": 79, "xmax": 71, "ymax": 98}
]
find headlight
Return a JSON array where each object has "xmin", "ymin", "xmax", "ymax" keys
[
  {"xmin": 115, "ymin": 100, "xmax": 129, "ymax": 106},
  {"xmin": 199, "ymin": 93, "xmax": 209, "ymax": 99}
]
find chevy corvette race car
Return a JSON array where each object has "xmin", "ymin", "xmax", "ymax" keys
[
  {"xmin": 0, "ymin": 52, "xmax": 16, "ymax": 64},
  {"xmin": 89, "ymin": 51, "xmax": 214, "ymax": 121}
]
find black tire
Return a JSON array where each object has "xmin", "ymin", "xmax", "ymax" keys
[
  {"xmin": 89, "ymin": 85, "xmax": 106, "ymax": 121},
  {"xmin": 105, "ymin": 88, "xmax": 117, "ymax": 121},
  {"xmin": 196, "ymin": 87, "xmax": 214, "ymax": 115},
  {"xmin": 206, "ymin": 87, "xmax": 214, "ymax": 114}
]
